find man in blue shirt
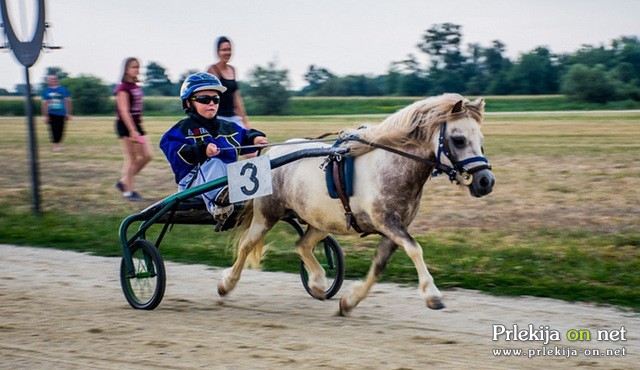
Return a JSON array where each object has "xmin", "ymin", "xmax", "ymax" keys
[{"xmin": 41, "ymin": 75, "xmax": 72, "ymax": 152}]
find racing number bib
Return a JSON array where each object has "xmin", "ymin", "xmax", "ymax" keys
[{"xmin": 227, "ymin": 155, "xmax": 273, "ymax": 203}]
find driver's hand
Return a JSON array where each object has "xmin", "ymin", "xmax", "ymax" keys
[
  {"xmin": 206, "ymin": 143, "xmax": 220, "ymax": 157},
  {"xmin": 253, "ymin": 136, "xmax": 268, "ymax": 146}
]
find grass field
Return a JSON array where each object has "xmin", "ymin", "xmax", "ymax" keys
[{"xmin": 0, "ymin": 110, "xmax": 639, "ymax": 310}]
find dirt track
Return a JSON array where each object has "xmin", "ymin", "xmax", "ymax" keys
[{"xmin": 1, "ymin": 244, "xmax": 637, "ymax": 369}]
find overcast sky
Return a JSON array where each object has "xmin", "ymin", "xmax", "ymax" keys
[{"xmin": 1, "ymin": 0, "xmax": 639, "ymax": 91}]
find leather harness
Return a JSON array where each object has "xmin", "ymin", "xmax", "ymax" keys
[
  {"xmin": 320, "ymin": 123, "xmax": 491, "ymax": 236},
  {"xmin": 325, "ymin": 153, "xmax": 364, "ymax": 233}
]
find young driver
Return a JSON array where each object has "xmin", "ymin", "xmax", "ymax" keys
[{"xmin": 159, "ymin": 72, "xmax": 268, "ymax": 219}]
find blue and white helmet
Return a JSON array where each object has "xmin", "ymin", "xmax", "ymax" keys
[{"xmin": 180, "ymin": 72, "xmax": 227, "ymax": 109}]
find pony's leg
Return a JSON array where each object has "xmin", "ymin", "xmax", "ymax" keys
[
  {"xmin": 341, "ymin": 213, "xmax": 444, "ymax": 313},
  {"xmin": 339, "ymin": 237, "xmax": 397, "ymax": 315},
  {"xmin": 295, "ymin": 226, "xmax": 330, "ymax": 299},
  {"xmin": 217, "ymin": 214, "xmax": 275, "ymax": 297},
  {"xmin": 377, "ymin": 215, "xmax": 444, "ymax": 310}
]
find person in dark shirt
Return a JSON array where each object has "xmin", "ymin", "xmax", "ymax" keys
[
  {"xmin": 114, "ymin": 57, "xmax": 152, "ymax": 201},
  {"xmin": 207, "ymin": 36, "xmax": 251, "ymax": 129},
  {"xmin": 159, "ymin": 73, "xmax": 267, "ymax": 219}
]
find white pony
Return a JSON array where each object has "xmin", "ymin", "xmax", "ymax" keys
[{"xmin": 218, "ymin": 93, "xmax": 495, "ymax": 314}]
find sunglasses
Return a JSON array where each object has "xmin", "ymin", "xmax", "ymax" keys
[{"xmin": 190, "ymin": 95, "xmax": 220, "ymax": 105}]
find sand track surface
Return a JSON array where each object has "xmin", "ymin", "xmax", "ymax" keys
[{"xmin": 1, "ymin": 244, "xmax": 637, "ymax": 369}]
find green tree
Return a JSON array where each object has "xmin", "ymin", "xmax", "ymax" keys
[
  {"xmin": 613, "ymin": 36, "xmax": 640, "ymax": 80},
  {"xmin": 312, "ymin": 74, "xmax": 383, "ymax": 96},
  {"xmin": 386, "ymin": 55, "xmax": 430, "ymax": 96},
  {"xmin": 61, "ymin": 75, "xmax": 111, "ymax": 114},
  {"xmin": 417, "ymin": 23, "xmax": 474, "ymax": 94},
  {"xmin": 383, "ymin": 70, "xmax": 402, "ymax": 95},
  {"xmin": 418, "ymin": 23, "xmax": 462, "ymax": 69},
  {"xmin": 486, "ymin": 70, "xmax": 514, "ymax": 95},
  {"xmin": 478, "ymin": 41, "xmax": 514, "ymax": 94},
  {"xmin": 559, "ymin": 36, "xmax": 640, "ymax": 102},
  {"xmin": 483, "ymin": 41, "xmax": 509, "ymax": 75},
  {"xmin": 391, "ymin": 54, "xmax": 423, "ymax": 75},
  {"xmin": 429, "ymin": 66, "xmax": 466, "ymax": 94},
  {"xmin": 398, "ymin": 73, "xmax": 430, "ymax": 96},
  {"xmin": 462, "ymin": 43, "xmax": 485, "ymax": 94},
  {"xmin": 563, "ymin": 45, "xmax": 613, "ymax": 68},
  {"xmin": 508, "ymin": 47, "xmax": 559, "ymax": 94},
  {"xmin": 145, "ymin": 61, "xmax": 174, "ymax": 96},
  {"xmin": 561, "ymin": 64, "xmax": 617, "ymax": 103},
  {"xmin": 608, "ymin": 62, "xmax": 640, "ymax": 101},
  {"xmin": 245, "ymin": 61, "xmax": 290, "ymax": 115},
  {"xmin": 302, "ymin": 65, "xmax": 335, "ymax": 94}
]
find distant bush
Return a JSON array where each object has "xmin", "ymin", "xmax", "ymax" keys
[
  {"xmin": 143, "ymin": 97, "xmax": 183, "ymax": 116},
  {"xmin": 561, "ymin": 64, "xmax": 619, "ymax": 104},
  {"xmin": 0, "ymin": 98, "xmax": 35, "ymax": 116},
  {"xmin": 283, "ymin": 97, "xmax": 416, "ymax": 115},
  {"xmin": 61, "ymin": 75, "xmax": 112, "ymax": 115}
]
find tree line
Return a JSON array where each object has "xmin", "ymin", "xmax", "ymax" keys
[
  {"xmin": 301, "ymin": 23, "xmax": 640, "ymax": 105},
  {"xmin": 6, "ymin": 23, "xmax": 639, "ymax": 115}
]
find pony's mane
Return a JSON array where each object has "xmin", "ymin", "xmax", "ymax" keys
[{"xmin": 344, "ymin": 93, "xmax": 484, "ymax": 156}]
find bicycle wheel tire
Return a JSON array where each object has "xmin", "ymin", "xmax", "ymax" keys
[
  {"xmin": 300, "ymin": 235, "xmax": 345, "ymax": 300},
  {"xmin": 120, "ymin": 239, "xmax": 166, "ymax": 310}
]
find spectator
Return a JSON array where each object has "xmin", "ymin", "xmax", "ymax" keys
[
  {"xmin": 41, "ymin": 75, "xmax": 72, "ymax": 152},
  {"xmin": 114, "ymin": 57, "xmax": 152, "ymax": 201},
  {"xmin": 207, "ymin": 36, "xmax": 251, "ymax": 129}
]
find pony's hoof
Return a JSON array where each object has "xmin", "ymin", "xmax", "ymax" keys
[
  {"xmin": 426, "ymin": 296, "xmax": 445, "ymax": 310},
  {"xmin": 311, "ymin": 286, "xmax": 326, "ymax": 300},
  {"xmin": 217, "ymin": 281, "xmax": 229, "ymax": 297},
  {"xmin": 338, "ymin": 295, "xmax": 352, "ymax": 316}
]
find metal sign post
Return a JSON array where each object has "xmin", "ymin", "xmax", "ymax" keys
[{"xmin": 1, "ymin": 0, "xmax": 50, "ymax": 215}]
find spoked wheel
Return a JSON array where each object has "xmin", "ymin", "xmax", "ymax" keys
[
  {"xmin": 299, "ymin": 235, "xmax": 345, "ymax": 300},
  {"xmin": 120, "ymin": 239, "xmax": 166, "ymax": 310}
]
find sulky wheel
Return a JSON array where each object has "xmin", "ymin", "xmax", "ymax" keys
[
  {"xmin": 299, "ymin": 235, "xmax": 345, "ymax": 300},
  {"xmin": 283, "ymin": 218, "xmax": 345, "ymax": 300},
  {"xmin": 120, "ymin": 239, "xmax": 166, "ymax": 310}
]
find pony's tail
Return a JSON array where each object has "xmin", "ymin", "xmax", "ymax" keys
[{"xmin": 230, "ymin": 200, "xmax": 266, "ymax": 269}]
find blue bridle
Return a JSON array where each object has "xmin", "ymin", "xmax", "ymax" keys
[{"xmin": 431, "ymin": 122, "xmax": 491, "ymax": 184}]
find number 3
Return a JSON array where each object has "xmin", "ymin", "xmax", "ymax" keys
[{"xmin": 240, "ymin": 163, "xmax": 259, "ymax": 195}]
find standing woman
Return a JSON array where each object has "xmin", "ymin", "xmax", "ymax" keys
[
  {"xmin": 207, "ymin": 36, "xmax": 251, "ymax": 129},
  {"xmin": 114, "ymin": 57, "xmax": 152, "ymax": 201}
]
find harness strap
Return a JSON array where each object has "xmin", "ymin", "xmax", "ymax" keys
[
  {"xmin": 348, "ymin": 136, "xmax": 452, "ymax": 175},
  {"xmin": 308, "ymin": 131, "xmax": 339, "ymax": 140},
  {"xmin": 458, "ymin": 156, "xmax": 489, "ymax": 167},
  {"xmin": 432, "ymin": 122, "xmax": 492, "ymax": 182},
  {"xmin": 331, "ymin": 157, "xmax": 364, "ymax": 233},
  {"xmin": 463, "ymin": 162, "xmax": 491, "ymax": 175}
]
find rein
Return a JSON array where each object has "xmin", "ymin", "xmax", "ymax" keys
[
  {"xmin": 338, "ymin": 122, "xmax": 491, "ymax": 185},
  {"xmin": 218, "ymin": 137, "xmax": 339, "ymax": 152},
  {"xmin": 219, "ymin": 123, "xmax": 491, "ymax": 186}
]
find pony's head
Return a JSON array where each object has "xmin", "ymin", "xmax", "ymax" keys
[
  {"xmin": 432, "ymin": 96, "xmax": 495, "ymax": 197},
  {"xmin": 346, "ymin": 93, "xmax": 494, "ymax": 197}
]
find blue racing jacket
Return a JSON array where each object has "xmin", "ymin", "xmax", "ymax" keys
[{"xmin": 160, "ymin": 113, "xmax": 266, "ymax": 183}]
